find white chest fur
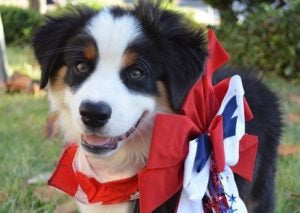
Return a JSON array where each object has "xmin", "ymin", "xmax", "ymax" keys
[{"xmin": 78, "ymin": 201, "xmax": 133, "ymax": 213}]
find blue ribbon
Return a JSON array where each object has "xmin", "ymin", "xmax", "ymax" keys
[
  {"xmin": 222, "ymin": 96, "xmax": 238, "ymax": 139},
  {"xmin": 194, "ymin": 134, "xmax": 211, "ymax": 173},
  {"xmin": 193, "ymin": 96, "xmax": 238, "ymax": 173}
]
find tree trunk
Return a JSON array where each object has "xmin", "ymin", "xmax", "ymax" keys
[
  {"xmin": 29, "ymin": 0, "xmax": 47, "ymax": 13},
  {"xmin": 0, "ymin": 14, "xmax": 8, "ymax": 83}
]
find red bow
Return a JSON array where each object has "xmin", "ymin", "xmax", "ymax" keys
[{"xmin": 138, "ymin": 30, "xmax": 258, "ymax": 213}]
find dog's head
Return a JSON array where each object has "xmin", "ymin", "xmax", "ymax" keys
[{"xmin": 32, "ymin": 2, "xmax": 207, "ymax": 158}]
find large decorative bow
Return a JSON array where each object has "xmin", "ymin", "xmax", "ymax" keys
[{"xmin": 138, "ymin": 30, "xmax": 258, "ymax": 213}]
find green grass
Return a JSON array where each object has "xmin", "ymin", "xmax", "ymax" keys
[
  {"xmin": 1, "ymin": 45, "xmax": 300, "ymax": 212},
  {"xmin": 0, "ymin": 93, "xmax": 64, "ymax": 212},
  {"xmin": 265, "ymin": 74, "xmax": 300, "ymax": 213}
]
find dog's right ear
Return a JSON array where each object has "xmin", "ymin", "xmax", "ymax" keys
[{"xmin": 32, "ymin": 7, "xmax": 96, "ymax": 89}]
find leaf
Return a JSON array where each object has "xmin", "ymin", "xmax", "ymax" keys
[
  {"xmin": 291, "ymin": 193, "xmax": 300, "ymax": 200},
  {"xmin": 287, "ymin": 113, "xmax": 300, "ymax": 124},
  {"xmin": 278, "ymin": 144, "xmax": 300, "ymax": 157},
  {"xmin": 27, "ymin": 172, "xmax": 52, "ymax": 184},
  {"xmin": 289, "ymin": 94, "xmax": 300, "ymax": 105},
  {"xmin": 33, "ymin": 186, "xmax": 64, "ymax": 203},
  {"xmin": 0, "ymin": 191, "xmax": 8, "ymax": 203},
  {"xmin": 6, "ymin": 72, "xmax": 33, "ymax": 93},
  {"xmin": 54, "ymin": 200, "xmax": 77, "ymax": 213},
  {"xmin": 0, "ymin": 81, "xmax": 6, "ymax": 90},
  {"xmin": 284, "ymin": 66, "xmax": 294, "ymax": 76}
]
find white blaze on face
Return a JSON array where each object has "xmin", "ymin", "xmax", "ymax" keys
[{"xmin": 65, "ymin": 10, "xmax": 156, "ymax": 137}]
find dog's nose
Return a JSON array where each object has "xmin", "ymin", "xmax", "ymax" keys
[{"xmin": 79, "ymin": 101, "xmax": 112, "ymax": 129}]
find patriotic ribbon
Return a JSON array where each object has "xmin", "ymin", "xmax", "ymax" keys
[
  {"xmin": 177, "ymin": 75, "xmax": 250, "ymax": 213},
  {"xmin": 138, "ymin": 30, "xmax": 258, "ymax": 213}
]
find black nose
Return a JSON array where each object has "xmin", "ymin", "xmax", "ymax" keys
[{"xmin": 79, "ymin": 101, "xmax": 112, "ymax": 129}]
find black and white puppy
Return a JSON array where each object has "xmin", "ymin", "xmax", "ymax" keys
[{"xmin": 32, "ymin": 1, "xmax": 282, "ymax": 212}]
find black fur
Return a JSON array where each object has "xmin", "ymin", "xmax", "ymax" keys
[
  {"xmin": 63, "ymin": 33, "xmax": 98, "ymax": 89},
  {"xmin": 32, "ymin": 1, "xmax": 282, "ymax": 212},
  {"xmin": 32, "ymin": 7, "xmax": 97, "ymax": 89},
  {"xmin": 132, "ymin": 2, "xmax": 207, "ymax": 110}
]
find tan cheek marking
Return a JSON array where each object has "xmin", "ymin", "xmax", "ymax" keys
[
  {"xmin": 49, "ymin": 66, "xmax": 67, "ymax": 91},
  {"xmin": 44, "ymin": 111, "xmax": 60, "ymax": 139},
  {"xmin": 84, "ymin": 45, "xmax": 96, "ymax": 61},
  {"xmin": 156, "ymin": 81, "xmax": 175, "ymax": 114},
  {"xmin": 122, "ymin": 51, "xmax": 137, "ymax": 68}
]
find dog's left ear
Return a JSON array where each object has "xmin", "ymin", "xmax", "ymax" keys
[
  {"xmin": 160, "ymin": 17, "xmax": 207, "ymax": 111},
  {"xmin": 134, "ymin": 2, "xmax": 207, "ymax": 111},
  {"xmin": 32, "ymin": 7, "xmax": 96, "ymax": 89}
]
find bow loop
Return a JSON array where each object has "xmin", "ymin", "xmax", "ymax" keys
[
  {"xmin": 206, "ymin": 29, "xmax": 231, "ymax": 79},
  {"xmin": 147, "ymin": 114, "xmax": 200, "ymax": 169},
  {"xmin": 231, "ymin": 134, "xmax": 258, "ymax": 181}
]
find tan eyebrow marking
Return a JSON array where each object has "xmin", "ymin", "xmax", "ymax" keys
[
  {"xmin": 122, "ymin": 50, "xmax": 137, "ymax": 68},
  {"xmin": 84, "ymin": 44, "xmax": 97, "ymax": 61}
]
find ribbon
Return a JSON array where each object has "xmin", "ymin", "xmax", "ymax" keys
[
  {"xmin": 138, "ymin": 29, "xmax": 258, "ymax": 213},
  {"xmin": 177, "ymin": 75, "xmax": 252, "ymax": 213}
]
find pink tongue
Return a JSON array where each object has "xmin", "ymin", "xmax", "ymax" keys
[{"xmin": 83, "ymin": 134, "xmax": 111, "ymax": 146}]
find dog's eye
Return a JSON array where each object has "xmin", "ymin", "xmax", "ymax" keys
[
  {"xmin": 76, "ymin": 62, "xmax": 90, "ymax": 73},
  {"xmin": 129, "ymin": 69, "xmax": 144, "ymax": 80}
]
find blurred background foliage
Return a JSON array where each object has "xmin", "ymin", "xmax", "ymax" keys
[
  {"xmin": 0, "ymin": 6, "xmax": 41, "ymax": 45},
  {"xmin": 216, "ymin": 1, "xmax": 300, "ymax": 78},
  {"xmin": 202, "ymin": 0, "xmax": 286, "ymax": 25},
  {"xmin": 0, "ymin": 0, "xmax": 299, "ymax": 79}
]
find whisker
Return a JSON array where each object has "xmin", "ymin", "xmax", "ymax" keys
[
  {"xmin": 64, "ymin": 56, "xmax": 89, "ymax": 61},
  {"xmin": 44, "ymin": 46, "xmax": 84, "ymax": 57},
  {"xmin": 139, "ymin": 117, "xmax": 153, "ymax": 126},
  {"xmin": 134, "ymin": 127, "xmax": 148, "ymax": 148}
]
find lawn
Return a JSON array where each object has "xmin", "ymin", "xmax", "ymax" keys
[{"xmin": 0, "ymin": 45, "xmax": 299, "ymax": 212}]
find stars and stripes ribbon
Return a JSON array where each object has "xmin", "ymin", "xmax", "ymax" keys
[{"xmin": 177, "ymin": 75, "xmax": 250, "ymax": 213}]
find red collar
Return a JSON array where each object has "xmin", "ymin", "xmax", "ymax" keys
[{"xmin": 48, "ymin": 143, "xmax": 139, "ymax": 205}]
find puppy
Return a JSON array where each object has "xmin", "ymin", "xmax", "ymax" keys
[{"xmin": 32, "ymin": 1, "xmax": 282, "ymax": 212}]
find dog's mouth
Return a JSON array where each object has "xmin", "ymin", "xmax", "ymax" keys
[{"xmin": 81, "ymin": 113, "xmax": 145, "ymax": 154}]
